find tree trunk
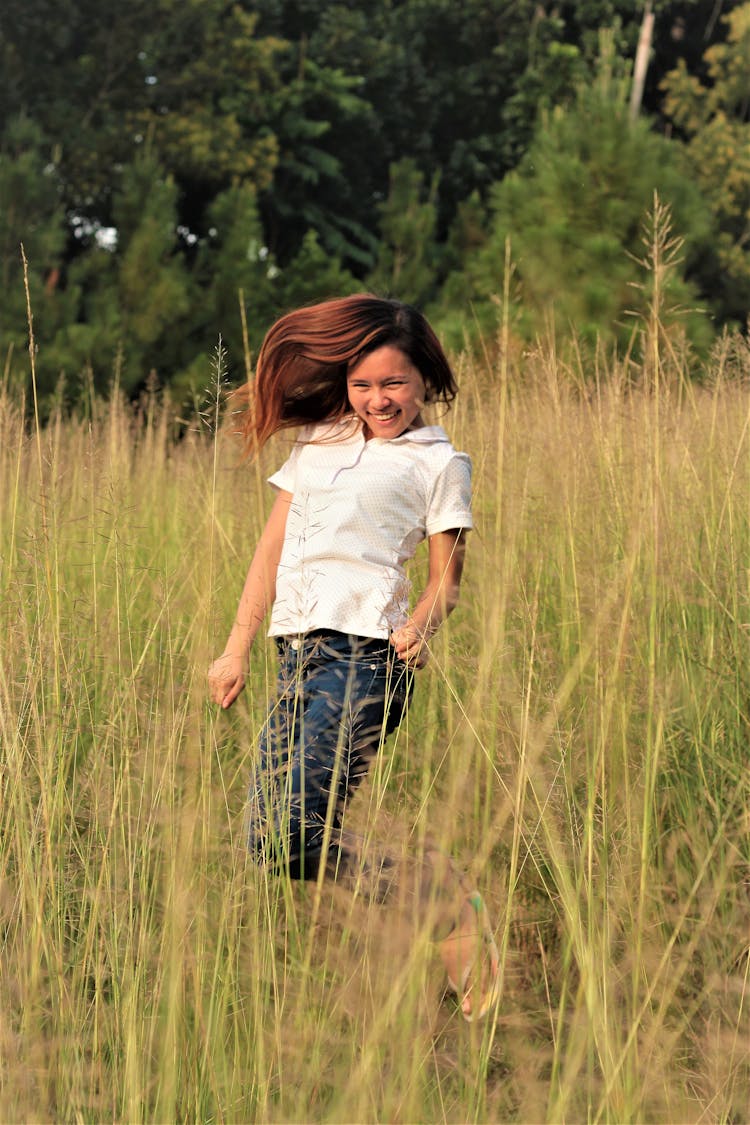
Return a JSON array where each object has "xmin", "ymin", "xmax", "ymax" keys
[{"xmin": 629, "ymin": 1, "xmax": 655, "ymax": 123}]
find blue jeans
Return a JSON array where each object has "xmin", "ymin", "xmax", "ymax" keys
[{"xmin": 248, "ymin": 630, "xmax": 412, "ymax": 879}]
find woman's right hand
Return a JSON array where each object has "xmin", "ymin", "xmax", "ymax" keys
[{"xmin": 207, "ymin": 653, "xmax": 246, "ymax": 709}]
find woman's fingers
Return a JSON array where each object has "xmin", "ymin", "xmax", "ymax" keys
[
  {"xmin": 208, "ymin": 656, "xmax": 245, "ymax": 707},
  {"xmin": 399, "ymin": 643, "xmax": 428, "ymax": 668},
  {"xmin": 390, "ymin": 630, "xmax": 429, "ymax": 668},
  {"xmin": 219, "ymin": 677, "xmax": 244, "ymax": 708}
]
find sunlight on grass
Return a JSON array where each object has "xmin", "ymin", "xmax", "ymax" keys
[{"xmin": 1, "ymin": 316, "xmax": 749, "ymax": 1120}]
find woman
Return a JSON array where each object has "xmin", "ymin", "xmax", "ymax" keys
[{"xmin": 208, "ymin": 295, "xmax": 499, "ymax": 1020}]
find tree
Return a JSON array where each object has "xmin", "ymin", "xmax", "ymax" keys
[
  {"xmin": 368, "ymin": 159, "xmax": 441, "ymax": 306},
  {"xmin": 254, "ymin": 0, "xmax": 588, "ymax": 258},
  {"xmin": 1, "ymin": 0, "xmax": 739, "ymax": 401},
  {"xmin": 0, "ymin": 117, "xmax": 68, "ymax": 391},
  {"xmin": 133, "ymin": 3, "xmax": 283, "ymax": 195},
  {"xmin": 436, "ymin": 46, "xmax": 715, "ymax": 353},
  {"xmin": 276, "ymin": 229, "xmax": 360, "ymax": 312},
  {"xmin": 257, "ymin": 52, "xmax": 376, "ymax": 266},
  {"xmin": 49, "ymin": 153, "xmax": 192, "ymax": 397},
  {"xmin": 189, "ymin": 183, "xmax": 279, "ymax": 382},
  {"xmin": 0, "ymin": 0, "xmax": 285, "ymax": 219},
  {"xmin": 661, "ymin": 2, "xmax": 750, "ymax": 325}
]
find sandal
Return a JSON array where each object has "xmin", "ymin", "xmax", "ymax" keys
[{"xmin": 441, "ymin": 892, "xmax": 501, "ymax": 1022}]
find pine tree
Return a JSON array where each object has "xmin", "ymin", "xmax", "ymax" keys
[
  {"xmin": 53, "ymin": 153, "xmax": 192, "ymax": 396},
  {"xmin": 437, "ymin": 45, "xmax": 715, "ymax": 353},
  {"xmin": 368, "ymin": 159, "xmax": 440, "ymax": 306},
  {"xmin": 662, "ymin": 3, "xmax": 750, "ymax": 325},
  {"xmin": 0, "ymin": 117, "xmax": 68, "ymax": 393}
]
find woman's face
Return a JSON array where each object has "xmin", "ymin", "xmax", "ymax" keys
[{"xmin": 346, "ymin": 345, "xmax": 427, "ymax": 440}]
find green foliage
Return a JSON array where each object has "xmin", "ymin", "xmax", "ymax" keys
[
  {"xmin": 259, "ymin": 51, "xmax": 376, "ymax": 266},
  {"xmin": 368, "ymin": 159, "xmax": 440, "ymax": 306},
  {"xmin": 0, "ymin": 0, "xmax": 153, "ymax": 203},
  {"xmin": 661, "ymin": 3, "xmax": 750, "ymax": 325},
  {"xmin": 0, "ymin": 117, "xmax": 69, "ymax": 389},
  {"xmin": 275, "ymin": 229, "xmax": 360, "ymax": 312},
  {"xmin": 442, "ymin": 191, "xmax": 488, "ymax": 275},
  {"xmin": 0, "ymin": 0, "xmax": 745, "ymax": 399},
  {"xmin": 114, "ymin": 160, "xmax": 192, "ymax": 352},
  {"xmin": 28, "ymin": 159, "xmax": 360, "ymax": 402},
  {"xmin": 252, "ymin": 0, "xmax": 594, "ymax": 263},
  {"xmin": 256, "ymin": 0, "xmax": 708, "ymax": 254},
  {"xmin": 133, "ymin": 3, "xmax": 283, "ymax": 190},
  {"xmin": 0, "ymin": 0, "xmax": 285, "ymax": 209},
  {"xmin": 191, "ymin": 183, "xmax": 279, "ymax": 379},
  {"xmin": 185, "ymin": 186, "xmax": 359, "ymax": 393},
  {"xmin": 437, "ymin": 54, "xmax": 715, "ymax": 353},
  {"xmin": 47, "ymin": 153, "xmax": 192, "ymax": 397}
]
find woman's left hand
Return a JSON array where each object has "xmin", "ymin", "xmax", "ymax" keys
[{"xmin": 390, "ymin": 625, "xmax": 430, "ymax": 669}]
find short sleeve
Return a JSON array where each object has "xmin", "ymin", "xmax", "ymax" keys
[
  {"xmin": 267, "ymin": 428, "xmax": 311, "ymax": 493},
  {"xmin": 425, "ymin": 452, "xmax": 473, "ymax": 535}
]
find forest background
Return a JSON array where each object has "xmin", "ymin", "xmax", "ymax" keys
[
  {"xmin": 2, "ymin": 4, "xmax": 750, "ymax": 1120},
  {"xmin": 1, "ymin": 0, "xmax": 749, "ymax": 404}
]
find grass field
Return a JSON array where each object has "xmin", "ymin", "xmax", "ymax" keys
[{"xmin": 1, "ymin": 321, "xmax": 749, "ymax": 1122}]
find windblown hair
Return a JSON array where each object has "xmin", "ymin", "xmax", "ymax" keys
[{"xmin": 235, "ymin": 294, "xmax": 458, "ymax": 456}]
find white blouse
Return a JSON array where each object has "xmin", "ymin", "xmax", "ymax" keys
[{"xmin": 266, "ymin": 419, "xmax": 472, "ymax": 639}]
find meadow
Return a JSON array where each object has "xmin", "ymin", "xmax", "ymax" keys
[{"xmin": 1, "ymin": 311, "xmax": 749, "ymax": 1122}]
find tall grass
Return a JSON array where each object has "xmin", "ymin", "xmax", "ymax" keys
[{"xmin": 1, "ymin": 315, "xmax": 749, "ymax": 1120}]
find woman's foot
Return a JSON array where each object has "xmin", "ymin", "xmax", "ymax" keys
[{"xmin": 439, "ymin": 892, "xmax": 500, "ymax": 1021}]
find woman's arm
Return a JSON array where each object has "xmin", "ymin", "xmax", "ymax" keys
[
  {"xmin": 390, "ymin": 528, "xmax": 467, "ymax": 668},
  {"xmin": 208, "ymin": 489, "xmax": 293, "ymax": 709}
]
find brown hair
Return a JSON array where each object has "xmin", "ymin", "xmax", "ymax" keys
[{"xmin": 235, "ymin": 294, "xmax": 457, "ymax": 455}]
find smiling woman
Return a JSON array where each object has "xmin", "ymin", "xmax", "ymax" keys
[
  {"xmin": 208, "ymin": 294, "xmax": 499, "ymax": 1020},
  {"xmin": 346, "ymin": 344, "xmax": 427, "ymax": 439},
  {"xmin": 234, "ymin": 294, "xmax": 458, "ymax": 453}
]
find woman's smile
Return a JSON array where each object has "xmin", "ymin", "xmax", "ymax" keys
[{"xmin": 347, "ymin": 344, "xmax": 427, "ymax": 440}]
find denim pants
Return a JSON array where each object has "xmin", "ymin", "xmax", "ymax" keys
[{"xmin": 248, "ymin": 630, "xmax": 412, "ymax": 879}]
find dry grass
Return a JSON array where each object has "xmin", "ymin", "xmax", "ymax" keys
[{"xmin": 0, "ymin": 320, "xmax": 749, "ymax": 1122}]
